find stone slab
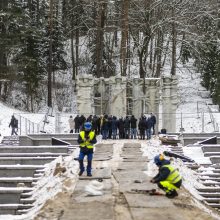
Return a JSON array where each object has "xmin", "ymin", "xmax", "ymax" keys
[
  {"xmin": 79, "ymin": 168, "xmax": 111, "ymax": 180},
  {"xmin": 122, "ymin": 157, "xmax": 148, "ymax": 162},
  {"xmin": 117, "ymin": 162, "xmax": 148, "ymax": 171},
  {"xmin": 130, "ymin": 208, "xmax": 185, "ymax": 220},
  {"xmin": 113, "ymin": 171, "xmax": 149, "ymax": 183},
  {"xmin": 124, "ymin": 193, "xmax": 175, "ymax": 208}
]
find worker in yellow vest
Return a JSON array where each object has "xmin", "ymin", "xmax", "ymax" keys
[
  {"xmin": 77, "ymin": 122, "xmax": 97, "ymax": 177},
  {"xmin": 150, "ymin": 154, "xmax": 182, "ymax": 198}
]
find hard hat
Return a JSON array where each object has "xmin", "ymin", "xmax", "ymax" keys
[
  {"xmin": 84, "ymin": 122, "xmax": 92, "ymax": 131},
  {"xmin": 154, "ymin": 154, "xmax": 164, "ymax": 166}
]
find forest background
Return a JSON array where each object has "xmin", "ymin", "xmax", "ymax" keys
[{"xmin": 0, "ymin": 0, "xmax": 219, "ymax": 113}]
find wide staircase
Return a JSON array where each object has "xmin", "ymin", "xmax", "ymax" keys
[{"xmin": 0, "ymin": 133, "xmax": 78, "ymax": 215}]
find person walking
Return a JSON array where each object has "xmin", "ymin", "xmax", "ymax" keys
[
  {"xmin": 9, "ymin": 115, "xmax": 18, "ymax": 135},
  {"xmin": 68, "ymin": 115, "xmax": 75, "ymax": 133},
  {"xmin": 77, "ymin": 122, "xmax": 97, "ymax": 177},
  {"xmin": 150, "ymin": 154, "xmax": 182, "ymax": 198}
]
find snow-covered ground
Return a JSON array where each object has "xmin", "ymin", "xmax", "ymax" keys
[{"xmin": 0, "ymin": 63, "xmax": 220, "ymax": 219}]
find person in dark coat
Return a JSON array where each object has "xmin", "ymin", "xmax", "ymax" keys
[
  {"xmin": 79, "ymin": 115, "xmax": 86, "ymax": 131},
  {"xmin": 9, "ymin": 115, "xmax": 18, "ymax": 135},
  {"xmin": 92, "ymin": 115, "xmax": 99, "ymax": 135},
  {"xmin": 138, "ymin": 116, "xmax": 146, "ymax": 140},
  {"xmin": 118, "ymin": 117, "xmax": 124, "ymax": 139},
  {"xmin": 74, "ymin": 115, "xmax": 80, "ymax": 133},
  {"xmin": 108, "ymin": 115, "xmax": 113, "ymax": 139},
  {"xmin": 111, "ymin": 116, "xmax": 118, "ymax": 139},
  {"xmin": 130, "ymin": 115, "xmax": 137, "ymax": 139},
  {"xmin": 146, "ymin": 116, "xmax": 153, "ymax": 140},
  {"xmin": 150, "ymin": 154, "xmax": 182, "ymax": 198},
  {"xmin": 102, "ymin": 114, "xmax": 109, "ymax": 140},
  {"xmin": 77, "ymin": 122, "xmax": 97, "ymax": 177},
  {"xmin": 150, "ymin": 113, "xmax": 157, "ymax": 135},
  {"xmin": 124, "ymin": 116, "xmax": 130, "ymax": 139}
]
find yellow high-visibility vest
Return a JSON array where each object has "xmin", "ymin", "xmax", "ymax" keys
[
  {"xmin": 162, "ymin": 164, "xmax": 182, "ymax": 184},
  {"xmin": 79, "ymin": 131, "xmax": 95, "ymax": 149}
]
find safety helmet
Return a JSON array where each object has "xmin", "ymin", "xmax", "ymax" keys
[
  {"xmin": 84, "ymin": 122, "xmax": 92, "ymax": 131},
  {"xmin": 154, "ymin": 154, "xmax": 164, "ymax": 166}
]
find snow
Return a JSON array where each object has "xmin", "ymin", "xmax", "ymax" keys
[{"xmin": 0, "ymin": 61, "xmax": 220, "ymax": 219}]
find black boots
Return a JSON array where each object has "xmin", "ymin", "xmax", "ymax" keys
[{"xmin": 166, "ymin": 190, "xmax": 178, "ymax": 198}]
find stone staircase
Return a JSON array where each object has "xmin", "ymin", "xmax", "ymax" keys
[{"xmin": 0, "ymin": 134, "xmax": 78, "ymax": 215}]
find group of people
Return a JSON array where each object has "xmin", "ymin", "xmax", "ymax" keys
[
  {"xmin": 69, "ymin": 113, "xmax": 157, "ymax": 140},
  {"xmin": 76, "ymin": 120, "xmax": 182, "ymax": 199}
]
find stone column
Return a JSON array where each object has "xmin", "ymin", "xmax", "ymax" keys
[
  {"xmin": 109, "ymin": 76, "xmax": 127, "ymax": 117},
  {"xmin": 148, "ymin": 78, "xmax": 160, "ymax": 133},
  {"xmin": 162, "ymin": 76, "xmax": 178, "ymax": 132},
  {"xmin": 132, "ymin": 78, "xmax": 143, "ymax": 118},
  {"xmin": 76, "ymin": 75, "xmax": 94, "ymax": 116}
]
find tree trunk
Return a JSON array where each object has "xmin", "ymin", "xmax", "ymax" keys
[
  {"xmin": 171, "ymin": 7, "xmax": 177, "ymax": 76},
  {"xmin": 95, "ymin": 0, "xmax": 107, "ymax": 78},
  {"xmin": 48, "ymin": 0, "xmax": 53, "ymax": 107},
  {"xmin": 120, "ymin": 0, "xmax": 129, "ymax": 76}
]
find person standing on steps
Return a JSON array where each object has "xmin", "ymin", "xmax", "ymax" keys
[
  {"xmin": 150, "ymin": 113, "xmax": 156, "ymax": 135},
  {"xmin": 68, "ymin": 115, "xmax": 75, "ymax": 133},
  {"xmin": 9, "ymin": 115, "xmax": 18, "ymax": 136},
  {"xmin": 150, "ymin": 154, "xmax": 182, "ymax": 198},
  {"xmin": 77, "ymin": 122, "xmax": 97, "ymax": 177}
]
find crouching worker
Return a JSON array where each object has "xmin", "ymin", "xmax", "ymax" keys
[
  {"xmin": 150, "ymin": 154, "xmax": 182, "ymax": 198},
  {"xmin": 77, "ymin": 122, "xmax": 97, "ymax": 177}
]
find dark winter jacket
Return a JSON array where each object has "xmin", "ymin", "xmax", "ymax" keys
[
  {"xmin": 130, "ymin": 116, "xmax": 137, "ymax": 128},
  {"xmin": 153, "ymin": 160, "xmax": 171, "ymax": 183}
]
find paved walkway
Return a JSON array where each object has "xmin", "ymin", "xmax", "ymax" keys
[{"xmin": 35, "ymin": 141, "xmax": 219, "ymax": 220}]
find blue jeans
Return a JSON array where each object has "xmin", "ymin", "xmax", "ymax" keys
[
  {"xmin": 146, "ymin": 128, "xmax": 151, "ymax": 139},
  {"xmin": 78, "ymin": 151, "xmax": 93, "ymax": 174},
  {"xmin": 130, "ymin": 128, "xmax": 137, "ymax": 139},
  {"xmin": 102, "ymin": 129, "xmax": 108, "ymax": 140},
  {"xmin": 112, "ymin": 128, "xmax": 117, "ymax": 139}
]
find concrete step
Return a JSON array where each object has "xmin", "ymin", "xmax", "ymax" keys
[
  {"xmin": 0, "ymin": 157, "xmax": 56, "ymax": 165},
  {"xmin": 202, "ymin": 146, "xmax": 220, "ymax": 153},
  {"xmin": 0, "ymin": 187, "xmax": 32, "ymax": 204},
  {"xmin": 19, "ymin": 135, "xmax": 78, "ymax": 146},
  {"xmin": 199, "ymin": 192, "xmax": 220, "ymax": 198},
  {"xmin": 202, "ymin": 198, "xmax": 220, "ymax": 203},
  {"xmin": 0, "ymin": 177, "xmax": 38, "ymax": 187},
  {"xmin": 197, "ymin": 187, "xmax": 220, "ymax": 192},
  {"xmin": 198, "ymin": 168, "xmax": 220, "ymax": 173},
  {"xmin": 0, "ymin": 146, "xmax": 68, "ymax": 154},
  {"xmin": 0, "ymin": 153, "xmax": 69, "ymax": 157},
  {"xmin": 204, "ymin": 152, "xmax": 220, "ymax": 157},
  {"xmin": 0, "ymin": 204, "xmax": 33, "ymax": 215},
  {"xmin": 204, "ymin": 201, "xmax": 220, "ymax": 208},
  {"xmin": 201, "ymin": 182, "xmax": 220, "ymax": 186},
  {"xmin": 209, "ymin": 156, "xmax": 220, "ymax": 164},
  {"xmin": 20, "ymin": 198, "xmax": 35, "ymax": 204},
  {"xmin": 199, "ymin": 173, "xmax": 220, "ymax": 177},
  {"xmin": 0, "ymin": 165, "xmax": 44, "ymax": 177},
  {"xmin": 200, "ymin": 177, "xmax": 220, "ymax": 182}
]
